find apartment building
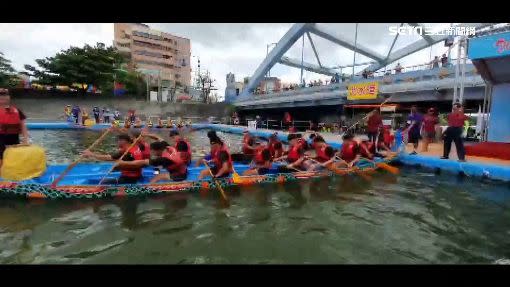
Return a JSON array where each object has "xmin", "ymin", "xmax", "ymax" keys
[{"xmin": 114, "ymin": 23, "xmax": 191, "ymax": 88}]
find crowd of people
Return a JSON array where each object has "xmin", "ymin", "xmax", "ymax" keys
[
  {"xmin": 366, "ymin": 103, "xmax": 468, "ymax": 161},
  {"xmin": 64, "ymin": 105, "xmax": 121, "ymax": 125}
]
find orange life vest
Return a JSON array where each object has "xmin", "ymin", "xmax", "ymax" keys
[
  {"xmin": 138, "ymin": 141, "xmax": 151, "ymax": 160},
  {"xmin": 254, "ymin": 146, "xmax": 268, "ymax": 165},
  {"xmin": 360, "ymin": 141, "xmax": 375, "ymax": 159},
  {"xmin": 120, "ymin": 145, "xmax": 143, "ymax": 178},
  {"xmin": 161, "ymin": 147, "xmax": 188, "ymax": 177},
  {"xmin": 269, "ymin": 140, "xmax": 283, "ymax": 158},
  {"xmin": 0, "ymin": 106, "xmax": 22, "ymax": 135},
  {"xmin": 213, "ymin": 144, "xmax": 233, "ymax": 172},
  {"xmin": 175, "ymin": 138, "xmax": 192, "ymax": 164},
  {"xmin": 242, "ymin": 141, "xmax": 255, "ymax": 155},
  {"xmin": 315, "ymin": 145, "xmax": 332, "ymax": 163},
  {"xmin": 382, "ymin": 129, "xmax": 394, "ymax": 147},
  {"xmin": 341, "ymin": 141, "xmax": 358, "ymax": 163},
  {"xmin": 287, "ymin": 144, "xmax": 302, "ymax": 163}
]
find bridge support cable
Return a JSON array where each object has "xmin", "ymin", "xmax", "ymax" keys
[
  {"xmin": 352, "ymin": 23, "xmax": 359, "ymax": 78},
  {"xmin": 306, "ymin": 32, "xmax": 322, "ymax": 68}
]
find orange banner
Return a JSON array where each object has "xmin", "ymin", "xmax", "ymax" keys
[{"xmin": 347, "ymin": 82, "xmax": 379, "ymax": 100}]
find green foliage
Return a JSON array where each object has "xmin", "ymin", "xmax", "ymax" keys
[
  {"xmin": 0, "ymin": 52, "xmax": 16, "ymax": 88},
  {"xmin": 24, "ymin": 43, "xmax": 125, "ymax": 94}
]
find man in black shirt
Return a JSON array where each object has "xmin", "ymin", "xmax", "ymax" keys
[{"xmin": 0, "ymin": 88, "xmax": 30, "ymax": 167}]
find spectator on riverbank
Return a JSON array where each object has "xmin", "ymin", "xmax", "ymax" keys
[
  {"xmin": 335, "ymin": 73, "xmax": 340, "ymax": 83},
  {"xmin": 114, "ymin": 109, "xmax": 121, "ymax": 120},
  {"xmin": 93, "ymin": 106, "xmax": 100, "ymax": 123},
  {"xmin": 362, "ymin": 70, "xmax": 368, "ymax": 79},
  {"xmin": 71, "ymin": 105, "xmax": 81, "ymax": 124},
  {"xmin": 103, "ymin": 108, "xmax": 111, "ymax": 123},
  {"xmin": 441, "ymin": 54, "xmax": 448, "ymax": 67},
  {"xmin": 407, "ymin": 105, "xmax": 424, "ymax": 155},
  {"xmin": 441, "ymin": 103, "xmax": 468, "ymax": 162},
  {"xmin": 395, "ymin": 63, "xmax": 403, "ymax": 73},
  {"xmin": 421, "ymin": 107, "xmax": 439, "ymax": 152},
  {"xmin": 366, "ymin": 109, "xmax": 383, "ymax": 143}
]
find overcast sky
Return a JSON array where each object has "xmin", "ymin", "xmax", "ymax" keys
[{"xmin": 0, "ymin": 23, "xmax": 460, "ymax": 100}]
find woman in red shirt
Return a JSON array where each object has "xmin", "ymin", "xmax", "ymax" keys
[{"xmin": 421, "ymin": 108, "xmax": 439, "ymax": 152}]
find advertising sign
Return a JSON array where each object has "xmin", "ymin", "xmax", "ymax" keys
[{"xmin": 347, "ymin": 82, "xmax": 379, "ymax": 100}]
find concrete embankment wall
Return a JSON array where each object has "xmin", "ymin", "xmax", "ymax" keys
[{"xmin": 12, "ymin": 97, "xmax": 232, "ymax": 121}]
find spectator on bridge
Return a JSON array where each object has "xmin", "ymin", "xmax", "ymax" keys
[
  {"xmin": 362, "ymin": 70, "xmax": 368, "ymax": 79},
  {"xmin": 431, "ymin": 56, "xmax": 440, "ymax": 69},
  {"xmin": 441, "ymin": 54, "xmax": 449, "ymax": 67},
  {"xmin": 366, "ymin": 109, "xmax": 383, "ymax": 144},
  {"xmin": 395, "ymin": 63, "xmax": 403, "ymax": 73},
  {"xmin": 421, "ymin": 107, "xmax": 439, "ymax": 152},
  {"xmin": 441, "ymin": 103, "xmax": 468, "ymax": 162},
  {"xmin": 407, "ymin": 105, "xmax": 424, "ymax": 155}
]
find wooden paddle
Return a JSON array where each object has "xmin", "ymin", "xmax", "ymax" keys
[
  {"xmin": 203, "ymin": 161, "xmax": 230, "ymax": 204},
  {"xmin": 96, "ymin": 133, "xmax": 144, "ymax": 186},
  {"xmin": 376, "ymin": 162, "xmax": 400, "ymax": 175},
  {"xmin": 51, "ymin": 128, "xmax": 111, "ymax": 188},
  {"xmin": 341, "ymin": 95, "xmax": 394, "ymax": 136}
]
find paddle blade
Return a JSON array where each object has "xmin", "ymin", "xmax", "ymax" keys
[
  {"xmin": 377, "ymin": 162, "xmax": 400, "ymax": 175},
  {"xmin": 232, "ymin": 172, "xmax": 244, "ymax": 184}
]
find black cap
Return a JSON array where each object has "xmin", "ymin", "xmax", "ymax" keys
[{"xmin": 117, "ymin": 134, "xmax": 133, "ymax": 143}]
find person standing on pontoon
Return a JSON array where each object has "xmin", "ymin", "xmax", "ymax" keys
[
  {"xmin": 0, "ymin": 88, "xmax": 30, "ymax": 168},
  {"xmin": 407, "ymin": 105, "xmax": 423, "ymax": 155},
  {"xmin": 441, "ymin": 103, "xmax": 468, "ymax": 162}
]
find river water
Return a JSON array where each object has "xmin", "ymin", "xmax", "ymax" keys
[{"xmin": 1, "ymin": 130, "xmax": 510, "ymax": 264}]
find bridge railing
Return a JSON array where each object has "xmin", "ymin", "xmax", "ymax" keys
[{"xmin": 236, "ymin": 61, "xmax": 477, "ymax": 103}]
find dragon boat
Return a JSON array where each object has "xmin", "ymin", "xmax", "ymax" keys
[{"xmin": 0, "ymin": 156, "xmax": 397, "ymax": 200}]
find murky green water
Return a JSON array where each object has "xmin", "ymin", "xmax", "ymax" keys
[{"xmin": 1, "ymin": 130, "xmax": 510, "ymax": 264}]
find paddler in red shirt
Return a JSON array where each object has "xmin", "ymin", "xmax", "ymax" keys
[
  {"xmin": 334, "ymin": 133, "xmax": 361, "ymax": 168},
  {"xmin": 441, "ymin": 103, "xmax": 468, "ymax": 162},
  {"xmin": 274, "ymin": 133, "xmax": 306, "ymax": 171},
  {"xmin": 243, "ymin": 142, "xmax": 274, "ymax": 176},
  {"xmin": 306, "ymin": 136, "xmax": 335, "ymax": 171}
]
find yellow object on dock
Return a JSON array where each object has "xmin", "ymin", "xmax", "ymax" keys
[
  {"xmin": 84, "ymin": 119, "xmax": 96, "ymax": 126},
  {"xmin": 1, "ymin": 145, "xmax": 47, "ymax": 181}
]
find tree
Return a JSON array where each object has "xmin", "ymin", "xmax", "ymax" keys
[
  {"xmin": 0, "ymin": 52, "xmax": 16, "ymax": 87},
  {"xmin": 24, "ymin": 42, "xmax": 125, "ymax": 95}
]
